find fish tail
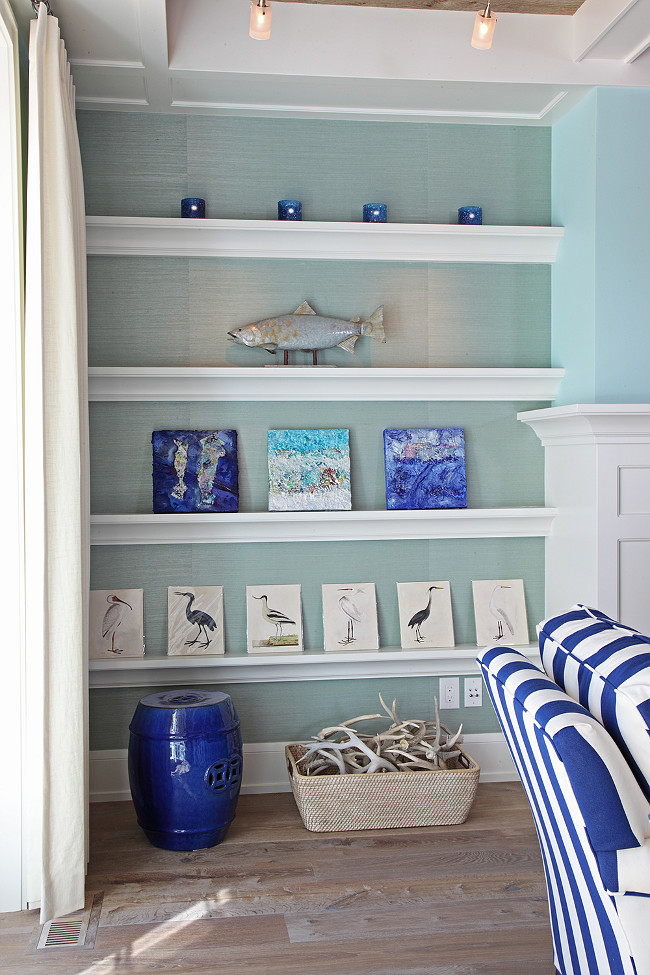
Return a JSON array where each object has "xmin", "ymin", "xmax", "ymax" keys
[{"xmin": 360, "ymin": 306, "xmax": 385, "ymax": 343}]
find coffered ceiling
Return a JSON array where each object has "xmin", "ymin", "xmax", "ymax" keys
[{"xmin": 52, "ymin": 0, "xmax": 650, "ymax": 124}]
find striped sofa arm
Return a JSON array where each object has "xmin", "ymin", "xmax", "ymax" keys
[
  {"xmin": 538, "ymin": 605, "xmax": 650, "ymax": 803},
  {"xmin": 478, "ymin": 645, "xmax": 650, "ymax": 975}
]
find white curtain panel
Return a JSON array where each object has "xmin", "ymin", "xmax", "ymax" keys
[{"xmin": 25, "ymin": 2, "xmax": 89, "ymax": 923}]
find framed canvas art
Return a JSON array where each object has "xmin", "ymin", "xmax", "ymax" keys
[
  {"xmin": 397, "ymin": 581, "xmax": 455, "ymax": 649},
  {"xmin": 267, "ymin": 429, "xmax": 351, "ymax": 511},
  {"xmin": 246, "ymin": 584, "xmax": 303, "ymax": 653},
  {"xmin": 383, "ymin": 428, "xmax": 467, "ymax": 510},
  {"xmin": 322, "ymin": 583, "xmax": 380, "ymax": 652},
  {"xmin": 152, "ymin": 429, "xmax": 238, "ymax": 513},
  {"xmin": 168, "ymin": 586, "xmax": 224, "ymax": 655},
  {"xmin": 89, "ymin": 588, "xmax": 144, "ymax": 658},
  {"xmin": 472, "ymin": 579, "xmax": 529, "ymax": 646}
]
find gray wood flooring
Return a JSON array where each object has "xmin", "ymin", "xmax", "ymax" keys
[{"xmin": 0, "ymin": 782, "xmax": 554, "ymax": 974}]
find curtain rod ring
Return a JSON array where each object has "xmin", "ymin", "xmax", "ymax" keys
[{"xmin": 31, "ymin": 1, "xmax": 53, "ymax": 14}]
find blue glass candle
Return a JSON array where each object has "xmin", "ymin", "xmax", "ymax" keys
[
  {"xmin": 458, "ymin": 205, "xmax": 482, "ymax": 225},
  {"xmin": 278, "ymin": 200, "xmax": 302, "ymax": 221},
  {"xmin": 181, "ymin": 198, "xmax": 205, "ymax": 218},
  {"xmin": 363, "ymin": 203, "xmax": 387, "ymax": 223}
]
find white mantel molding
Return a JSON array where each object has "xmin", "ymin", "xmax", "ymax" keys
[
  {"xmin": 86, "ymin": 216, "xmax": 564, "ymax": 264},
  {"xmin": 89, "ymin": 643, "xmax": 540, "ymax": 688},
  {"xmin": 518, "ymin": 404, "xmax": 650, "ymax": 446},
  {"xmin": 88, "ymin": 366, "xmax": 565, "ymax": 403},
  {"xmin": 90, "ymin": 508, "xmax": 557, "ymax": 546}
]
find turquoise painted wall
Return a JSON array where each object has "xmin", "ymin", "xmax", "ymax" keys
[
  {"xmin": 79, "ymin": 111, "xmax": 552, "ymax": 749},
  {"xmin": 552, "ymin": 88, "xmax": 650, "ymax": 404}
]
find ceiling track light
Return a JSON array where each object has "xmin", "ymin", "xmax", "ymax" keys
[
  {"xmin": 471, "ymin": 1, "xmax": 496, "ymax": 50},
  {"xmin": 250, "ymin": 0, "xmax": 272, "ymax": 41}
]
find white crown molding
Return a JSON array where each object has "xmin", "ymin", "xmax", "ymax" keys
[{"xmin": 519, "ymin": 404, "xmax": 650, "ymax": 445}]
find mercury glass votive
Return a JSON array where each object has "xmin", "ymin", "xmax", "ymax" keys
[
  {"xmin": 363, "ymin": 203, "xmax": 387, "ymax": 223},
  {"xmin": 458, "ymin": 205, "xmax": 482, "ymax": 225},
  {"xmin": 181, "ymin": 198, "xmax": 205, "ymax": 218},
  {"xmin": 278, "ymin": 200, "xmax": 302, "ymax": 220}
]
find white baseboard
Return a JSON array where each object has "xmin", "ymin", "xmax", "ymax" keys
[{"xmin": 89, "ymin": 733, "xmax": 516, "ymax": 803}]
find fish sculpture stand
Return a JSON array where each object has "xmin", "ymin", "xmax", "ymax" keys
[{"xmin": 228, "ymin": 301, "xmax": 385, "ymax": 365}]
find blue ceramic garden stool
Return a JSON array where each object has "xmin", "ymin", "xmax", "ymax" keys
[{"xmin": 128, "ymin": 689, "xmax": 242, "ymax": 851}]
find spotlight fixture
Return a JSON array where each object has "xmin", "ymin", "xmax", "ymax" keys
[
  {"xmin": 471, "ymin": 1, "xmax": 496, "ymax": 50},
  {"xmin": 250, "ymin": 0, "xmax": 272, "ymax": 40}
]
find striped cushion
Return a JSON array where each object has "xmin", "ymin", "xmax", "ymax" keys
[
  {"xmin": 538, "ymin": 605, "xmax": 650, "ymax": 803},
  {"xmin": 478, "ymin": 646, "xmax": 650, "ymax": 975}
]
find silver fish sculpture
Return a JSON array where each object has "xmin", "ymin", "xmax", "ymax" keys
[{"xmin": 228, "ymin": 301, "xmax": 385, "ymax": 354}]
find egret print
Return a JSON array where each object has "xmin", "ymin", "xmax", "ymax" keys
[
  {"xmin": 472, "ymin": 579, "xmax": 529, "ymax": 646},
  {"xmin": 321, "ymin": 583, "xmax": 379, "ymax": 652}
]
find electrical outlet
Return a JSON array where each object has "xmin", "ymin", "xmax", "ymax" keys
[
  {"xmin": 464, "ymin": 676, "xmax": 483, "ymax": 708},
  {"xmin": 439, "ymin": 677, "xmax": 459, "ymax": 709}
]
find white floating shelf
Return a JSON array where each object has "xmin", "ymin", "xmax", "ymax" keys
[
  {"xmin": 89, "ymin": 643, "xmax": 541, "ymax": 688},
  {"xmin": 86, "ymin": 217, "xmax": 564, "ymax": 264},
  {"xmin": 88, "ymin": 366, "xmax": 564, "ymax": 403},
  {"xmin": 90, "ymin": 508, "xmax": 557, "ymax": 545}
]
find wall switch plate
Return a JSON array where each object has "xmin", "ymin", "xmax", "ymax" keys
[
  {"xmin": 464, "ymin": 676, "xmax": 483, "ymax": 708},
  {"xmin": 439, "ymin": 677, "xmax": 459, "ymax": 709}
]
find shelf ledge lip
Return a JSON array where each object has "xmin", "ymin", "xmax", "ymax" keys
[
  {"xmin": 85, "ymin": 216, "xmax": 564, "ymax": 264},
  {"xmin": 90, "ymin": 508, "xmax": 557, "ymax": 545},
  {"xmin": 88, "ymin": 366, "xmax": 565, "ymax": 403},
  {"xmin": 89, "ymin": 643, "xmax": 541, "ymax": 687}
]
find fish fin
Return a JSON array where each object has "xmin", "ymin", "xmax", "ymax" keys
[
  {"xmin": 351, "ymin": 316, "xmax": 361, "ymax": 323},
  {"xmin": 294, "ymin": 300, "xmax": 317, "ymax": 316},
  {"xmin": 360, "ymin": 306, "xmax": 385, "ymax": 343},
  {"xmin": 262, "ymin": 344, "xmax": 278, "ymax": 354},
  {"xmin": 338, "ymin": 335, "xmax": 359, "ymax": 353}
]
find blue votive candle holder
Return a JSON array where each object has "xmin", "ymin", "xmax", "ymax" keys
[
  {"xmin": 458, "ymin": 205, "xmax": 482, "ymax": 225},
  {"xmin": 363, "ymin": 203, "xmax": 387, "ymax": 223},
  {"xmin": 278, "ymin": 200, "xmax": 302, "ymax": 220},
  {"xmin": 181, "ymin": 198, "xmax": 205, "ymax": 218}
]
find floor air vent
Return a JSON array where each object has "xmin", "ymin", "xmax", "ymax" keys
[{"xmin": 36, "ymin": 892, "xmax": 99, "ymax": 951}]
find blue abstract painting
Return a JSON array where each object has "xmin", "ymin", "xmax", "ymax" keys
[
  {"xmin": 383, "ymin": 428, "xmax": 467, "ymax": 510},
  {"xmin": 268, "ymin": 429, "xmax": 351, "ymax": 511},
  {"xmin": 152, "ymin": 430, "xmax": 238, "ymax": 513}
]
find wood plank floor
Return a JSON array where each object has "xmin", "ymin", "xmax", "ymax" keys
[{"xmin": 0, "ymin": 782, "xmax": 555, "ymax": 974}]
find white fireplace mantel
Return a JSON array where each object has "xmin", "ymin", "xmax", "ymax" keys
[{"xmin": 519, "ymin": 404, "xmax": 650, "ymax": 630}]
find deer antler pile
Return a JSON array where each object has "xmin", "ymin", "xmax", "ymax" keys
[{"xmin": 296, "ymin": 694, "xmax": 463, "ymax": 776}]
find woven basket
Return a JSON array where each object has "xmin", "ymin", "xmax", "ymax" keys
[{"xmin": 285, "ymin": 742, "xmax": 480, "ymax": 832}]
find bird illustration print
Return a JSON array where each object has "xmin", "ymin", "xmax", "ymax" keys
[
  {"xmin": 102, "ymin": 594, "xmax": 132, "ymax": 654},
  {"xmin": 254, "ymin": 594, "xmax": 295, "ymax": 643},
  {"xmin": 489, "ymin": 584, "xmax": 514, "ymax": 641},
  {"xmin": 408, "ymin": 586, "xmax": 444, "ymax": 643},
  {"xmin": 337, "ymin": 588, "xmax": 366, "ymax": 645},
  {"xmin": 175, "ymin": 591, "xmax": 217, "ymax": 649}
]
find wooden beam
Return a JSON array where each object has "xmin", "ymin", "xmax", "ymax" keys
[{"xmin": 272, "ymin": 0, "xmax": 583, "ymax": 14}]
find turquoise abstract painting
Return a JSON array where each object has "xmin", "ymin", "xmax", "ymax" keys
[
  {"xmin": 383, "ymin": 428, "xmax": 467, "ymax": 510},
  {"xmin": 268, "ymin": 429, "xmax": 351, "ymax": 511}
]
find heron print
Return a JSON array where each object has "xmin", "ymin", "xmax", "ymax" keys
[
  {"xmin": 322, "ymin": 583, "xmax": 379, "ymax": 652},
  {"xmin": 246, "ymin": 584, "xmax": 303, "ymax": 653},
  {"xmin": 168, "ymin": 586, "xmax": 225, "ymax": 655},
  {"xmin": 89, "ymin": 588, "xmax": 144, "ymax": 658},
  {"xmin": 397, "ymin": 581, "xmax": 455, "ymax": 649}
]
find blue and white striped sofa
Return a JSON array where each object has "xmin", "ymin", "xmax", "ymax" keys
[{"xmin": 477, "ymin": 605, "xmax": 650, "ymax": 975}]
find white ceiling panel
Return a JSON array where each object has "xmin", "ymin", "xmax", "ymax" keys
[{"xmin": 55, "ymin": 0, "xmax": 145, "ymax": 66}]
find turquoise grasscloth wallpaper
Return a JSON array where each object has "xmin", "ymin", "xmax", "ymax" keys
[{"xmin": 79, "ymin": 111, "xmax": 552, "ymax": 750}]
